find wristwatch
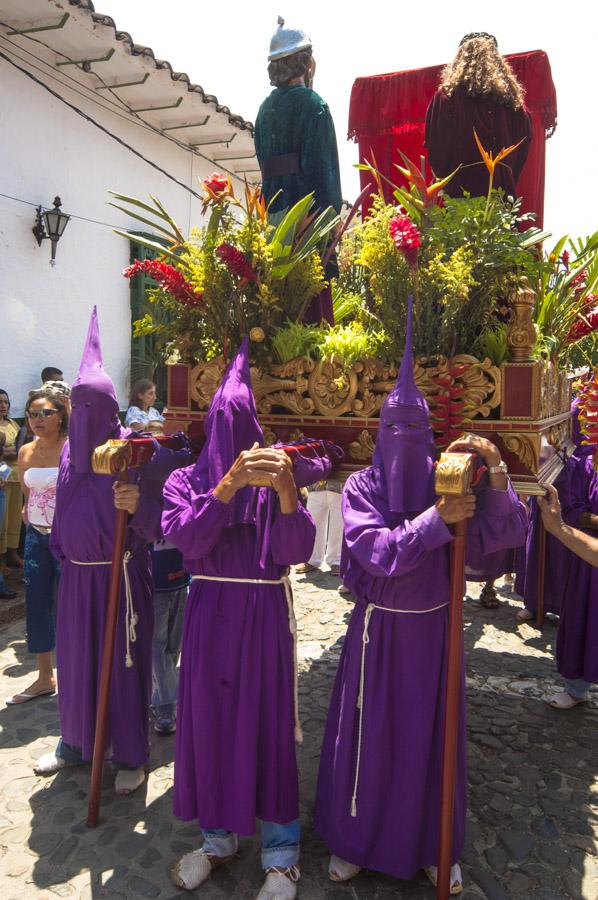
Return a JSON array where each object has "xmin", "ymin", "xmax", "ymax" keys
[{"xmin": 488, "ymin": 460, "xmax": 508, "ymax": 475}]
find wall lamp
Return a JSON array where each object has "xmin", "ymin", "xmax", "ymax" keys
[{"xmin": 33, "ymin": 196, "xmax": 70, "ymax": 266}]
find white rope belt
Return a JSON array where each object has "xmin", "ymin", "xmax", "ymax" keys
[
  {"xmin": 191, "ymin": 573, "xmax": 303, "ymax": 743},
  {"xmin": 350, "ymin": 600, "xmax": 450, "ymax": 818},
  {"xmin": 69, "ymin": 551, "xmax": 138, "ymax": 668}
]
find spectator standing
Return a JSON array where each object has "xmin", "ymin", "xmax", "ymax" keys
[
  {"xmin": 41, "ymin": 366, "xmax": 64, "ymax": 384},
  {"xmin": 7, "ymin": 388, "xmax": 68, "ymax": 704},
  {"xmin": 125, "ymin": 379, "xmax": 165, "ymax": 433},
  {"xmin": 150, "ymin": 538, "xmax": 189, "ymax": 735},
  {"xmin": 296, "ymin": 479, "xmax": 343, "ymax": 576},
  {"xmin": 0, "ymin": 390, "xmax": 23, "ymax": 569}
]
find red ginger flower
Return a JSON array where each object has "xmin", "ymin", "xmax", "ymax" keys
[
  {"xmin": 568, "ymin": 306, "xmax": 598, "ymax": 343},
  {"xmin": 389, "ymin": 214, "xmax": 421, "ymax": 268},
  {"xmin": 216, "ymin": 243, "xmax": 257, "ymax": 282},
  {"xmin": 202, "ymin": 172, "xmax": 233, "ymax": 203},
  {"xmin": 123, "ymin": 259, "xmax": 203, "ymax": 308}
]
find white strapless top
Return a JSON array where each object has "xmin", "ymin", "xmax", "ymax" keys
[{"xmin": 24, "ymin": 467, "xmax": 59, "ymax": 528}]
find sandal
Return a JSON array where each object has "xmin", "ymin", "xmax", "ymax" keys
[
  {"xmin": 516, "ymin": 608, "xmax": 534, "ymax": 622},
  {"xmin": 114, "ymin": 766, "xmax": 146, "ymax": 795},
  {"xmin": 257, "ymin": 865, "xmax": 300, "ymax": 899},
  {"xmin": 546, "ymin": 691, "xmax": 587, "ymax": 710},
  {"xmin": 424, "ymin": 863, "xmax": 463, "ymax": 895},
  {"xmin": 172, "ymin": 849, "xmax": 236, "ymax": 891},
  {"xmin": 6, "ymin": 688, "xmax": 55, "ymax": 705},
  {"xmin": 480, "ymin": 583, "xmax": 499, "ymax": 609},
  {"xmin": 328, "ymin": 854, "xmax": 361, "ymax": 882}
]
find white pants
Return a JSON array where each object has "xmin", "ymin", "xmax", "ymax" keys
[{"xmin": 306, "ymin": 490, "xmax": 343, "ymax": 568}]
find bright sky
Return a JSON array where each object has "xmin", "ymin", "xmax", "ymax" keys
[{"xmin": 97, "ymin": 0, "xmax": 596, "ymax": 242}]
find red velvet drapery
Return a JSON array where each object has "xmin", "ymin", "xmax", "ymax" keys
[{"xmin": 348, "ymin": 50, "xmax": 557, "ymax": 227}]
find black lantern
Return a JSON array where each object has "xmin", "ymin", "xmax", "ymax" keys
[{"xmin": 33, "ymin": 196, "xmax": 70, "ymax": 265}]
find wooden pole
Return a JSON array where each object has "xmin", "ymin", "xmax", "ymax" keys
[
  {"xmin": 535, "ymin": 518, "xmax": 546, "ymax": 627},
  {"xmin": 87, "ymin": 471, "xmax": 129, "ymax": 828},
  {"xmin": 437, "ymin": 518, "xmax": 467, "ymax": 900}
]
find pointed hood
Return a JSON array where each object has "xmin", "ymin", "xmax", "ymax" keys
[
  {"xmin": 383, "ymin": 295, "xmax": 430, "ymax": 422},
  {"xmin": 69, "ymin": 307, "xmax": 121, "ymax": 473},
  {"xmin": 374, "ymin": 296, "xmax": 436, "ymax": 512},
  {"xmin": 192, "ymin": 337, "xmax": 264, "ymax": 525}
]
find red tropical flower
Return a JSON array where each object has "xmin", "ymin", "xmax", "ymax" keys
[
  {"xmin": 216, "ymin": 243, "xmax": 257, "ymax": 282},
  {"xmin": 202, "ymin": 172, "xmax": 233, "ymax": 203},
  {"xmin": 567, "ymin": 306, "xmax": 598, "ymax": 343},
  {"xmin": 389, "ymin": 214, "xmax": 421, "ymax": 268},
  {"xmin": 123, "ymin": 259, "xmax": 203, "ymax": 308}
]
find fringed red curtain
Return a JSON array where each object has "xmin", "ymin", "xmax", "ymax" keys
[{"xmin": 348, "ymin": 50, "xmax": 557, "ymax": 227}]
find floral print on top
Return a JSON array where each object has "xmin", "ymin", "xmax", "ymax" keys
[{"xmin": 125, "ymin": 406, "xmax": 164, "ymax": 429}]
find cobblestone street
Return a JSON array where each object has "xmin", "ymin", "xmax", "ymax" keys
[{"xmin": 0, "ymin": 570, "xmax": 596, "ymax": 899}]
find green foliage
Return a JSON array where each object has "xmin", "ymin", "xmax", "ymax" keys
[
  {"xmin": 271, "ymin": 321, "xmax": 321, "ymax": 364},
  {"xmin": 533, "ymin": 231, "xmax": 598, "ymax": 364},
  {"xmin": 319, "ymin": 321, "xmax": 387, "ymax": 368},
  {"xmin": 475, "ymin": 323, "xmax": 509, "ymax": 367}
]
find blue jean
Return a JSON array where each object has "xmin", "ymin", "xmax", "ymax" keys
[
  {"xmin": 201, "ymin": 819, "xmax": 300, "ymax": 869},
  {"xmin": 151, "ymin": 586, "xmax": 187, "ymax": 718},
  {"xmin": 24, "ymin": 525, "xmax": 60, "ymax": 653},
  {"xmin": 565, "ymin": 677, "xmax": 591, "ymax": 699},
  {"xmin": 55, "ymin": 737, "xmax": 141, "ymax": 771}
]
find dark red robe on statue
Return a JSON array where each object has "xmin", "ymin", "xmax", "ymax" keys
[
  {"xmin": 424, "ymin": 87, "xmax": 532, "ymax": 199},
  {"xmin": 348, "ymin": 50, "xmax": 557, "ymax": 226}
]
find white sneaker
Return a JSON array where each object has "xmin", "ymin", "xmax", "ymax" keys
[
  {"xmin": 256, "ymin": 865, "xmax": 300, "ymax": 899},
  {"xmin": 171, "ymin": 848, "xmax": 234, "ymax": 891},
  {"xmin": 328, "ymin": 854, "xmax": 361, "ymax": 882},
  {"xmin": 34, "ymin": 752, "xmax": 68, "ymax": 775}
]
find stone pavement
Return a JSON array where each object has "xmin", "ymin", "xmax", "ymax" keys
[{"xmin": 0, "ymin": 571, "xmax": 597, "ymax": 900}]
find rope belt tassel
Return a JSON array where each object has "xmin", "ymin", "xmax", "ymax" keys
[
  {"xmin": 350, "ymin": 600, "xmax": 450, "ymax": 819},
  {"xmin": 192, "ymin": 572, "xmax": 303, "ymax": 743},
  {"xmin": 70, "ymin": 551, "xmax": 138, "ymax": 667}
]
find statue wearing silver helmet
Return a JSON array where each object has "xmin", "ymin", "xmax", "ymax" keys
[{"xmin": 254, "ymin": 17, "xmax": 342, "ymax": 325}]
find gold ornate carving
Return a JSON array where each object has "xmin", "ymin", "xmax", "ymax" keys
[
  {"xmin": 548, "ymin": 419, "xmax": 570, "ymax": 452},
  {"xmin": 348, "ymin": 429, "xmax": 376, "ymax": 461},
  {"xmin": 188, "ymin": 354, "xmax": 501, "ymax": 420},
  {"xmin": 435, "ymin": 452, "xmax": 476, "ymax": 496},
  {"xmin": 189, "ymin": 359, "xmax": 226, "ymax": 408},
  {"xmin": 499, "ymin": 432, "xmax": 540, "ymax": 473},
  {"xmin": 507, "ymin": 278, "xmax": 537, "ymax": 362}
]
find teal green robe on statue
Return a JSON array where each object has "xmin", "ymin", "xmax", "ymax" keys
[{"xmin": 254, "ymin": 86, "xmax": 342, "ymax": 216}]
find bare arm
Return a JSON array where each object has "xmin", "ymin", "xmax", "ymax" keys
[{"xmin": 538, "ymin": 484, "xmax": 598, "ymax": 568}]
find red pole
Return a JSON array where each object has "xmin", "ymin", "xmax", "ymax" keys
[
  {"xmin": 87, "ymin": 472, "xmax": 129, "ymax": 828},
  {"xmin": 437, "ymin": 518, "xmax": 467, "ymax": 900},
  {"xmin": 535, "ymin": 518, "xmax": 546, "ymax": 628}
]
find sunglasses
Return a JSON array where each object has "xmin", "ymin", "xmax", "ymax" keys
[{"xmin": 28, "ymin": 409, "xmax": 60, "ymax": 420}]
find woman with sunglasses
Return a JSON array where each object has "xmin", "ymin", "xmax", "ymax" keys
[{"xmin": 7, "ymin": 388, "xmax": 68, "ymax": 705}]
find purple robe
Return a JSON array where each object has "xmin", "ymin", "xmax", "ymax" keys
[
  {"xmin": 161, "ymin": 338, "xmax": 321, "ymax": 833},
  {"xmin": 557, "ymin": 454, "xmax": 598, "ymax": 684},
  {"xmin": 516, "ymin": 398, "xmax": 593, "ymax": 615},
  {"xmin": 52, "ymin": 432, "xmax": 160, "ymax": 767},
  {"xmin": 314, "ymin": 467, "xmax": 527, "ymax": 879},
  {"xmin": 51, "ymin": 307, "xmax": 162, "ymax": 767}
]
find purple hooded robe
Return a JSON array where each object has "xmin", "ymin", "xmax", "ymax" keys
[
  {"xmin": 557, "ymin": 448, "xmax": 598, "ymax": 684},
  {"xmin": 315, "ymin": 299, "xmax": 527, "ymax": 879},
  {"xmin": 162, "ymin": 339, "xmax": 327, "ymax": 834},
  {"xmin": 51, "ymin": 308, "xmax": 163, "ymax": 767},
  {"xmin": 515, "ymin": 398, "xmax": 593, "ymax": 615}
]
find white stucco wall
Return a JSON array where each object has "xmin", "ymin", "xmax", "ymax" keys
[{"xmin": 0, "ymin": 55, "xmax": 232, "ymax": 415}]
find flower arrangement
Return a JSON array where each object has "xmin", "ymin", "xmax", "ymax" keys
[
  {"xmin": 534, "ymin": 234, "xmax": 598, "ymax": 366},
  {"xmin": 110, "ymin": 177, "xmax": 339, "ymax": 366}
]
